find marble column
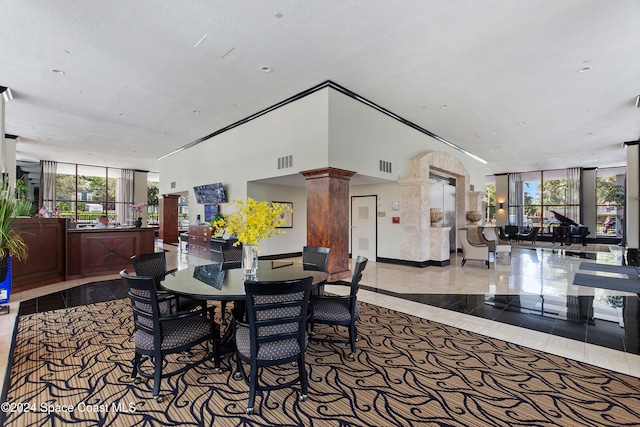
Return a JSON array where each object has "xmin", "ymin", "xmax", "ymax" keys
[
  {"xmin": 301, "ymin": 167, "xmax": 355, "ymax": 281},
  {"xmin": 398, "ymin": 177, "xmax": 434, "ymax": 263}
]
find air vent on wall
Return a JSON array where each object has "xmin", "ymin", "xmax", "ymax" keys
[
  {"xmin": 278, "ymin": 155, "xmax": 293, "ymax": 170},
  {"xmin": 170, "ymin": 181, "xmax": 176, "ymax": 189},
  {"xmin": 379, "ymin": 160, "xmax": 392, "ymax": 173}
]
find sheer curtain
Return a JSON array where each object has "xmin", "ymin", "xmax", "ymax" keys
[
  {"xmin": 116, "ymin": 169, "xmax": 134, "ymax": 225},
  {"xmin": 566, "ymin": 167, "xmax": 581, "ymax": 223},
  {"xmin": 41, "ymin": 161, "xmax": 57, "ymax": 211},
  {"xmin": 508, "ymin": 173, "xmax": 523, "ymax": 227}
]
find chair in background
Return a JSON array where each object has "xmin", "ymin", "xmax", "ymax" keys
[
  {"xmin": 458, "ymin": 228, "xmax": 490, "ymax": 268},
  {"xmin": 504, "ymin": 225, "xmax": 520, "ymax": 241},
  {"xmin": 213, "ymin": 243, "xmax": 243, "ymax": 324},
  {"xmin": 121, "ymin": 270, "xmax": 217, "ymax": 402},
  {"xmin": 233, "ymin": 276, "xmax": 313, "ymax": 414},
  {"xmin": 518, "ymin": 226, "xmax": 540, "ymax": 245},
  {"xmin": 309, "ymin": 256, "xmax": 368, "ymax": 361},
  {"xmin": 131, "ymin": 252, "xmax": 205, "ymax": 313},
  {"xmin": 302, "ymin": 246, "xmax": 331, "ymax": 296},
  {"xmin": 482, "ymin": 227, "xmax": 512, "ymax": 259},
  {"xmin": 302, "ymin": 246, "xmax": 330, "ymax": 271}
]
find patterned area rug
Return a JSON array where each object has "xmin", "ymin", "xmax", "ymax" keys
[{"xmin": 3, "ymin": 299, "xmax": 640, "ymax": 426}]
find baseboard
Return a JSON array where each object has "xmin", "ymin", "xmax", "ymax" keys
[
  {"xmin": 257, "ymin": 252, "xmax": 302, "ymax": 261},
  {"xmin": 376, "ymin": 257, "xmax": 450, "ymax": 268}
]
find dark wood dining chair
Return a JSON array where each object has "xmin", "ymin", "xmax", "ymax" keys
[
  {"xmin": 303, "ymin": 246, "xmax": 330, "ymax": 296},
  {"xmin": 131, "ymin": 252, "xmax": 206, "ymax": 313},
  {"xmin": 309, "ymin": 256, "xmax": 368, "ymax": 361},
  {"xmin": 121, "ymin": 269, "xmax": 218, "ymax": 402},
  {"xmin": 215, "ymin": 243, "xmax": 243, "ymax": 324},
  {"xmin": 302, "ymin": 246, "xmax": 330, "ymax": 271},
  {"xmin": 233, "ymin": 276, "xmax": 313, "ymax": 414}
]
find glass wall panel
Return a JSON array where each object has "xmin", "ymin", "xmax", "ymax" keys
[
  {"xmin": 51, "ymin": 162, "xmax": 134, "ymax": 226},
  {"xmin": 596, "ymin": 167, "xmax": 625, "ymax": 237}
]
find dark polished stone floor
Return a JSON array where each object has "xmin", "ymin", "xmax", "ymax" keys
[
  {"xmin": 18, "ymin": 279, "xmax": 127, "ymax": 316},
  {"xmin": 361, "ymin": 285, "xmax": 640, "ymax": 355}
]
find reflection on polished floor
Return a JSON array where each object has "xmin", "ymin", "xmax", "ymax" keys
[{"xmin": 1, "ymin": 240, "xmax": 638, "ymax": 396}]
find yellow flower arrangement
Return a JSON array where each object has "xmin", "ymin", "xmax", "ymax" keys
[{"xmin": 211, "ymin": 198, "xmax": 291, "ymax": 246}]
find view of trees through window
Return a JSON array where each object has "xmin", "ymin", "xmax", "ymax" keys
[
  {"xmin": 147, "ymin": 172, "xmax": 159, "ymax": 225},
  {"xmin": 596, "ymin": 167, "xmax": 625, "ymax": 237},
  {"xmin": 486, "ymin": 167, "xmax": 625, "ymax": 236},
  {"xmin": 49, "ymin": 163, "xmax": 131, "ymax": 224}
]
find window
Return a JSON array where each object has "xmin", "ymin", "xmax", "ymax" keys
[
  {"xmin": 484, "ymin": 175, "xmax": 496, "ymax": 225},
  {"xmin": 508, "ymin": 168, "xmax": 581, "ymax": 232},
  {"xmin": 48, "ymin": 163, "xmax": 133, "ymax": 225},
  {"xmin": 147, "ymin": 172, "xmax": 159, "ymax": 225},
  {"xmin": 596, "ymin": 167, "xmax": 625, "ymax": 237}
]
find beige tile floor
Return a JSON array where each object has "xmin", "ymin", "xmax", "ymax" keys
[{"xmin": 1, "ymin": 241, "xmax": 638, "ymax": 399}]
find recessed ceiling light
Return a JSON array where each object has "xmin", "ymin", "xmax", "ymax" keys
[
  {"xmin": 192, "ymin": 109, "xmax": 200, "ymax": 114},
  {"xmin": 440, "ymin": 104, "xmax": 449, "ymax": 109},
  {"xmin": 51, "ymin": 69, "xmax": 65, "ymax": 75},
  {"xmin": 259, "ymin": 65, "xmax": 271, "ymax": 72},
  {"xmin": 118, "ymin": 113, "xmax": 127, "ymax": 117},
  {"xmin": 578, "ymin": 65, "xmax": 592, "ymax": 72},
  {"xmin": 585, "ymin": 132, "xmax": 595, "ymax": 137},
  {"xmin": 274, "ymin": 12, "xmax": 283, "ymax": 18},
  {"xmin": 518, "ymin": 121, "xmax": 527, "ymax": 125}
]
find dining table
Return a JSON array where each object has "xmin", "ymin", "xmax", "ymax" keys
[
  {"xmin": 160, "ymin": 260, "xmax": 329, "ymax": 300},
  {"xmin": 160, "ymin": 260, "xmax": 330, "ymax": 371}
]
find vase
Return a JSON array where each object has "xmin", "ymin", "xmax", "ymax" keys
[
  {"xmin": 466, "ymin": 211, "xmax": 482, "ymax": 225},
  {"xmin": 430, "ymin": 208, "xmax": 443, "ymax": 226},
  {"xmin": 134, "ymin": 218, "xmax": 142, "ymax": 228},
  {"xmin": 242, "ymin": 244, "xmax": 258, "ymax": 278}
]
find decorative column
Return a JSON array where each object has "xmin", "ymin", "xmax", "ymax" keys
[
  {"xmin": 398, "ymin": 177, "xmax": 434, "ymax": 264},
  {"xmin": 159, "ymin": 194, "xmax": 180, "ymax": 243},
  {"xmin": 301, "ymin": 167, "xmax": 355, "ymax": 281}
]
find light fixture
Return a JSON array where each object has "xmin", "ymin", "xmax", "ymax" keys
[
  {"xmin": 636, "ymin": 95, "xmax": 640, "ymax": 108},
  {"xmin": 0, "ymin": 86, "xmax": 13, "ymax": 102},
  {"xmin": 499, "ymin": 202, "xmax": 504, "ymax": 210}
]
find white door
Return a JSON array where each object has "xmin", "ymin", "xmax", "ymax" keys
[{"xmin": 351, "ymin": 196, "xmax": 377, "ymax": 261}]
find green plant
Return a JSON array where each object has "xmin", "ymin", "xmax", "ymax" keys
[
  {"xmin": 0, "ymin": 183, "xmax": 29, "ymax": 260},
  {"xmin": 13, "ymin": 199, "xmax": 33, "ymax": 217}
]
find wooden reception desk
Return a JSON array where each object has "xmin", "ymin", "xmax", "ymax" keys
[
  {"xmin": 12, "ymin": 218, "xmax": 155, "ymax": 293},
  {"xmin": 66, "ymin": 226, "xmax": 155, "ymax": 280}
]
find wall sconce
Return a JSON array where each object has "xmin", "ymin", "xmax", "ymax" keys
[{"xmin": 499, "ymin": 202, "xmax": 504, "ymax": 210}]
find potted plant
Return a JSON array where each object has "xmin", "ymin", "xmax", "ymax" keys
[
  {"xmin": 0, "ymin": 182, "xmax": 29, "ymax": 308},
  {"xmin": 130, "ymin": 203, "xmax": 148, "ymax": 227}
]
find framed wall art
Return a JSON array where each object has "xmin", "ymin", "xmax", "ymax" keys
[{"xmin": 274, "ymin": 201, "xmax": 293, "ymax": 228}]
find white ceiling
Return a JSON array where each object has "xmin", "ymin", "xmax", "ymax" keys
[{"xmin": 2, "ymin": 1, "xmax": 639, "ymax": 179}]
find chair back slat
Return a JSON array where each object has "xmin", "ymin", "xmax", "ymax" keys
[
  {"xmin": 131, "ymin": 252, "xmax": 167, "ymax": 287},
  {"xmin": 302, "ymin": 246, "xmax": 330, "ymax": 271}
]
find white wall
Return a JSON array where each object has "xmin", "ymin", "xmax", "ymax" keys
[
  {"xmin": 327, "ymin": 88, "xmax": 487, "ymax": 190},
  {"xmin": 350, "ymin": 182, "xmax": 402, "ymax": 259},
  {"xmin": 159, "ymin": 88, "xmax": 330, "ymax": 213},
  {"xmin": 246, "ymin": 181, "xmax": 307, "ymax": 256}
]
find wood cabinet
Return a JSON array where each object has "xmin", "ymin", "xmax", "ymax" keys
[
  {"xmin": 188, "ymin": 225, "xmax": 211, "ymax": 259},
  {"xmin": 12, "ymin": 218, "xmax": 67, "ymax": 293}
]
